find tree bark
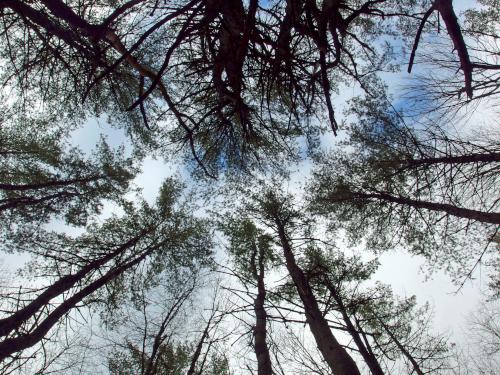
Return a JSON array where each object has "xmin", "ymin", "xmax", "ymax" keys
[
  {"xmin": 275, "ymin": 220, "xmax": 361, "ymax": 375},
  {"xmin": 251, "ymin": 242, "xmax": 273, "ymax": 375},
  {"xmin": 325, "ymin": 279, "xmax": 385, "ymax": 375},
  {"xmin": 0, "ymin": 175, "xmax": 102, "ymax": 191},
  {"xmin": 350, "ymin": 190, "xmax": 500, "ymax": 225},
  {"xmin": 0, "ymin": 191, "xmax": 80, "ymax": 211},
  {"xmin": 0, "ymin": 238, "xmax": 159, "ymax": 360},
  {"xmin": 433, "ymin": 0, "xmax": 473, "ymax": 98},
  {"xmin": 407, "ymin": 152, "xmax": 500, "ymax": 166}
]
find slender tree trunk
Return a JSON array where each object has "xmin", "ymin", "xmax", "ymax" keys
[
  {"xmin": 0, "ymin": 226, "xmax": 153, "ymax": 337},
  {"xmin": 379, "ymin": 151, "xmax": 500, "ymax": 171},
  {"xmin": 325, "ymin": 279, "xmax": 384, "ymax": 375},
  {"xmin": 378, "ymin": 319, "xmax": 424, "ymax": 375},
  {"xmin": 352, "ymin": 190, "xmax": 500, "ymax": 225},
  {"xmin": 251, "ymin": 242, "xmax": 273, "ymax": 375},
  {"xmin": 275, "ymin": 220, "xmax": 361, "ymax": 375},
  {"xmin": 143, "ymin": 288, "xmax": 193, "ymax": 375},
  {"xmin": 0, "ymin": 241, "xmax": 158, "ymax": 360},
  {"xmin": 433, "ymin": 0, "xmax": 473, "ymax": 98},
  {"xmin": 0, "ymin": 175, "xmax": 102, "ymax": 191},
  {"xmin": 355, "ymin": 315, "xmax": 379, "ymax": 366},
  {"xmin": 0, "ymin": 191, "xmax": 80, "ymax": 211},
  {"xmin": 187, "ymin": 315, "xmax": 212, "ymax": 375},
  {"xmin": 401, "ymin": 152, "xmax": 500, "ymax": 167}
]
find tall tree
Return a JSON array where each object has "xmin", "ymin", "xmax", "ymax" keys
[
  {"xmin": 0, "ymin": 116, "xmax": 137, "ymax": 228},
  {"xmin": 309, "ymin": 92, "xmax": 499, "ymax": 286},
  {"xmin": 238, "ymin": 185, "xmax": 362, "ymax": 375},
  {"xmin": 273, "ymin": 238, "xmax": 451, "ymax": 374},
  {"xmin": 303, "ymin": 247, "xmax": 385, "ymax": 375},
  {"xmin": 103, "ymin": 271, "xmax": 210, "ymax": 375},
  {"xmin": 0, "ymin": 179, "xmax": 213, "ymax": 367},
  {"xmin": 221, "ymin": 218, "xmax": 276, "ymax": 375},
  {"xmin": 220, "ymin": 180, "xmax": 453, "ymax": 374}
]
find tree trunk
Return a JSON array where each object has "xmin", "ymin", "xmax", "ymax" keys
[
  {"xmin": 187, "ymin": 315, "xmax": 212, "ymax": 375},
  {"xmin": 378, "ymin": 319, "xmax": 424, "ymax": 375},
  {"xmin": 0, "ymin": 226, "xmax": 153, "ymax": 337},
  {"xmin": 0, "ymin": 175, "xmax": 102, "ymax": 191},
  {"xmin": 401, "ymin": 151, "xmax": 500, "ymax": 167},
  {"xmin": 275, "ymin": 220, "xmax": 361, "ymax": 375},
  {"xmin": 0, "ymin": 240, "xmax": 158, "ymax": 360},
  {"xmin": 0, "ymin": 191, "xmax": 80, "ymax": 211},
  {"xmin": 143, "ymin": 288, "xmax": 193, "ymax": 375},
  {"xmin": 353, "ymin": 190, "xmax": 500, "ymax": 225},
  {"xmin": 325, "ymin": 279, "xmax": 384, "ymax": 375},
  {"xmin": 251, "ymin": 242, "xmax": 273, "ymax": 375},
  {"xmin": 433, "ymin": 0, "xmax": 473, "ymax": 98}
]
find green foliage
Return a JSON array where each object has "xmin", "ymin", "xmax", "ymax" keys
[
  {"xmin": 0, "ymin": 0, "xmax": 435, "ymax": 177},
  {"xmin": 302, "ymin": 243, "xmax": 452, "ymax": 373},
  {"xmin": 0, "ymin": 116, "xmax": 138, "ymax": 228},
  {"xmin": 204, "ymin": 352, "xmax": 231, "ymax": 375},
  {"xmin": 0, "ymin": 1, "xmax": 498, "ymax": 373},
  {"xmin": 220, "ymin": 217, "xmax": 277, "ymax": 279},
  {"xmin": 355, "ymin": 286, "xmax": 452, "ymax": 373},
  {"xmin": 463, "ymin": 0, "xmax": 500, "ymax": 35},
  {"xmin": 0, "ymin": 178, "xmax": 214, "ymax": 354},
  {"xmin": 304, "ymin": 246, "xmax": 379, "ymax": 285},
  {"xmin": 308, "ymin": 92, "xmax": 499, "ymax": 285}
]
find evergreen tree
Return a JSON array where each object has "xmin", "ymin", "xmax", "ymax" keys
[
  {"xmin": 0, "ymin": 179, "xmax": 213, "ymax": 366},
  {"xmin": 309, "ymin": 93, "xmax": 499, "ymax": 287}
]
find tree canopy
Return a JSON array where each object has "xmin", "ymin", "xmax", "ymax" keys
[
  {"xmin": 0, "ymin": 0, "xmax": 499, "ymax": 374},
  {"xmin": 2, "ymin": 0, "xmax": 497, "ymax": 174}
]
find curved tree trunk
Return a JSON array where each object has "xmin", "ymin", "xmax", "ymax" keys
[{"xmin": 433, "ymin": 0, "xmax": 473, "ymax": 98}]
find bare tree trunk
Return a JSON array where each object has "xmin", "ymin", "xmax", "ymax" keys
[
  {"xmin": 378, "ymin": 151, "xmax": 500, "ymax": 172},
  {"xmin": 433, "ymin": 0, "xmax": 473, "ymax": 98},
  {"xmin": 378, "ymin": 319, "xmax": 424, "ymax": 375},
  {"xmin": 187, "ymin": 314, "xmax": 213, "ymax": 375},
  {"xmin": 251, "ymin": 242, "xmax": 273, "ymax": 375},
  {"xmin": 0, "ymin": 240, "xmax": 157, "ymax": 360},
  {"xmin": 0, "ymin": 175, "xmax": 102, "ymax": 191},
  {"xmin": 351, "ymin": 190, "xmax": 500, "ymax": 225},
  {"xmin": 143, "ymin": 287, "xmax": 194, "ymax": 375},
  {"xmin": 275, "ymin": 220, "xmax": 361, "ymax": 375},
  {"xmin": 324, "ymin": 279, "xmax": 384, "ymax": 375},
  {"xmin": 0, "ymin": 227, "xmax": 153, "ymax": 337},
  {"xmin": 0, "ymin": 191, "xmax": 80, "ymax": 211},
  {"xmin": 401, "ymin": 152, "xmax": 500, "ymax": 167}
]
